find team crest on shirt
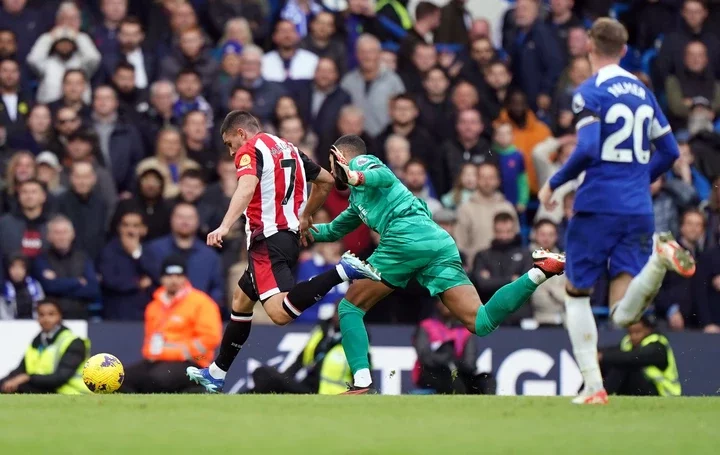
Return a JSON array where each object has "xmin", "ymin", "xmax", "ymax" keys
[
  {"xmin": 239, "ymin": 155, "xmax": 251, "ymax": 166},
  {"xmin": 355, "ymin": 157, "xmax": 369, "ymax": 167},
  {"xmin": 572, "ymin": 93, "xmax": 585, "ymax": 114}
]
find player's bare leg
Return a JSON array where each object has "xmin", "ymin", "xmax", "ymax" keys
[
  {"xmin": 337, "ymin": 280, "xmax": 393, "ymax": 394},
  {"xmin": 563, "ymin": 282, "xmax": 608, "ymax": 405},
  {"xmin": 611, "ymin": 232, "xmax": 696, "ymax": 327}
]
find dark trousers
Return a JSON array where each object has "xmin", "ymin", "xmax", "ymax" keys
[
  {"xmin": 248, "ymin": 366, "xmax": 313, "ymax": 394},
  {"xmin": 121, "ymin": 360, "xmax": 204, "ymax": 394},
  {"xmin": 417, "ymin": 366, "xmax": 496, "ymax": 395},
  {"xmin": 605, "ymin": 367, "xmax": 659, "ymax": 396}
]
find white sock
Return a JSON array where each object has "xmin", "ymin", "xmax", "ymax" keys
[
  {"xmin": 336, "ymin": 263, "xmax": 350, "ymax": 282},
  {"xmin": 527, "ymin": 267, "xmax": 548, "ymax": 285},
  {"xmin": 565, "ymin": 295, "xmax": 604, "ymax": 393},
  {"xmin": 612, "ymin": 255, "xmax": 667, "ymax": 327},
  {"xmin": 353, "ymin": 368, "xmax": 372, "ymax": 387},
  {"xmin": 208, "ymin": 362, "xmax": 227, "ymax": 380}
]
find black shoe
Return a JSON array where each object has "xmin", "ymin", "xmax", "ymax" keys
[{"xmin": 341, "ymin": 383, "xmax": 379, "ymax": 395}]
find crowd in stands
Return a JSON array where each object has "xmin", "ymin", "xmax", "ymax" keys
[{"xmin": 0, "ymin": 0, "xmax": 718, "ymax": 333}]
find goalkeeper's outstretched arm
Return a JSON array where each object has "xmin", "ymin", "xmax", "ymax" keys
[{"xmin": 312, "ymin": 207, "xmax": 363, "ymax": 243}]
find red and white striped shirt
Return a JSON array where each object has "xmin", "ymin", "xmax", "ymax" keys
[{"xmin": 235, "ymin": 133, "xmax": 321, "ymax": 245}]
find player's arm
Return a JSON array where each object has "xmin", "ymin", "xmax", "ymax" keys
[
  {"xmin": 312, "ymin": 206, "xmax": 363, "ymax": 243},
  {"xmin": 648, "ymin": 110, "xmax": 680, "ymax": 182},
  {"xmin": 336, "ymin": 154, "xmax": 396, "ymax": 188},
  {"xmin": 300, "ymin": 150, "xmax": 334, "ymax": 219}
]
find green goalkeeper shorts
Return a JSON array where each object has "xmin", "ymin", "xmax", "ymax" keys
[{"xmin": 367, "ymin": 217, "xmax": 472, "ymax": 296}]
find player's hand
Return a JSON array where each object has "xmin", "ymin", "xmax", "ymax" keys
[
  {"xmin": 207, "ymin": 225, "xmax": 229, "ymax": 248},
  {"xmin": 299, "ymin": 215, "xmax": 316, "ymax": 247},
  {"xmin": 538, "ymin": 183, "xmax": 557, "ymax": 211}
]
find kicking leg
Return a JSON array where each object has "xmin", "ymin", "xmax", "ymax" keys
[{"xmin": 338, "ymin": 279, "xmax": 393, "ymax": 393}]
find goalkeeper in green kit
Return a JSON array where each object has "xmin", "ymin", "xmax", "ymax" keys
[{"xmin": 306, "ymin": 135, "xmax": 567, "ymax": 394}]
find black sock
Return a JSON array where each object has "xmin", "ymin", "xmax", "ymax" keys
[
  {"xmin": 283, "ymin": 268, "xmax": 344, "ymax": 318},
  {"xmin": 214, "ymin": 311, "xmax": 253, "ymax": 372}
]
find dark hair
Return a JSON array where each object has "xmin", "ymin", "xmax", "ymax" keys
[
  {"xmin": 182, "ymin": 109, "xmax": 206, "ymax": 125},
  {"xmin": 274, "ymin": 19, "xmax": 295, "ymax": 33},
  {"xmin": 534, "ymin": 218, "xmax": 558, "ymax": 232},
  {"xmin": 423, "ymin": 65, "xmax": 448, "ymax": 81},
  {"xmin": 18, "ymin": 178, "xmax": 47, "ymax": 193},
  {"xmin": 63, "ymin": 69, "xmax": 87, "ymax": 83},
  {"xmin": 220, "ymin": 110, "xmax": 260, "ymax": 136},
  {"xmin": 403, "ymin": 157, "xmax": 427, "ymax": 173},
  {"xmin": 231, "ymin": 86, "xmax": 253, "ymax": 99},
  {"xmin": 681, "ymin": 207, "xmax": 706, "ymax": 225},
  {"xmin": 391, "ymin": 93, "xmax": 417, "ymax": 107},
  {"xmin": 37, "ymin": 299, "xmax": 62, "ymax": 315},
  {"xmin": 180, "ymin": 168, "xmax": 205, "ymax": 182},
  {"xmin": 119, "ymin": 16, "xmax": 144, "ymax": 31},
  {"xmin": 333, "ymin": 134, "xmax": 367, "ymax": 157},
  {"xmin": 114, "ymin": 60, "xmax": 135, "ymax": 74},
  {"xmin": 416, "ymin": 1, "xmax": 440, "ymax": 21},
  {"xmin": 493, "ymin": 212, "xmax": 515, "ymax": 225},
  {"xmin": 177, "ymin": 67, "xmax": 201, "ymax": 81},
  {"xmin": 67, "ymin": 129, "xmax": 97, "ymax": 144}
]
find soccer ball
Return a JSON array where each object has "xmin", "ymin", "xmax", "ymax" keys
[{"xmin": 82, "ymin": 353, "xmax": 125, "ymax": 394}]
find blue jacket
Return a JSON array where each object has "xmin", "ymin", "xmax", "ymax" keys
[
  {"xmin": 508, "ymin": 20, "xmax": 563, "ymax": 110},
  {"xmin": 147, "ymin": 235, "xmax": 224, "ymax": 306},
  {"xmin": 97, "ymin": 238, "xmax": 161, "ymax": 321}
]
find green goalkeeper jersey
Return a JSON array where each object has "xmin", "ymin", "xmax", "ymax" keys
[{"xmin": 313, "ymin": 155, "xmax": 432, "ymax": 241}]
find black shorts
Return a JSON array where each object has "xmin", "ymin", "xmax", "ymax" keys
[{"xmin": 238, "ymin": 231, "xmax": 300, "ymax": 303}]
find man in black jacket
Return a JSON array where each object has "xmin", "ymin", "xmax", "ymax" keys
[{"xmin": 0, "ymin": 299, "xmax": 89, "ymax": 394}]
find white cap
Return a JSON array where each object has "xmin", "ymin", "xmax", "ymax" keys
[{"xmin": 36, "ymin": 151, "xmax": 61, "ymax": 171}]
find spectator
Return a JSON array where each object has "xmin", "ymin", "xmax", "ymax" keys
[
  {"xmin": 651, "ymin": 175, "xmax": 698, "ymax": 235},
  {"xmin": 265, "ymin": 95, "xmax": 301, "ymax": 134},
  {"xmin": 295, "ymin": 233, "xmax": 347, "ymax": 321},
  {"xmin": 234, "ymin": 45, "xmax": 287, "ymax": 122},
  {"xmin": 0, "ymin": 178, "xmax": 51, "ymax": 263},
  {"xmin": 450, "ymin": 80, "xmax": 481, "ymax": 120},
  {"xmin": 655, "ymin": 0, "xmax": 720, "ymax": 90},
  {"xmin": 262, "ymin": 19, "xmax": 319, "ymax": 83},
  {"xmin": 433, "ymin": 208, "xmax": 466, "ymax": 267},
  {"xmin": 169, "ymin": 168, "xmax": 213, "ymax": 237},
  {"xmin": 0, "ymin": 1, "xmax": 47, "ymax": 62},
  {"xmin": 505, "ymin": 0, "xmax": 563, "ymax": 112},
  {"xmin": 340, "ymin": 34, "xmax": 405, "ymax": 137},
  {"xmin": 121, "ymin": 255, "xmax": 222, "ymax": 393},
  {"xmin": 48, "ymin": 106, "xmax": 83, "ymax": 157},
  {"xmin": 60, "ymin": 130, "xmax": 118, "ymax": 213},
  {"xmin": 384, "ymin": 134, "xmax": 411, "ymax": 179},
  {"xmin": 402, "ymin": 158, "xmax": 442, "ymax": 215},
  {"xmin": 667, "ymin": 136, "xmax": 711, "ymax": 203},
  {"xmin": 96, "ymin": 16, "xmax": 157, "ymax": 89},
  {"xmin": 136, "ymin": 127, "xmax": 201, "ymax": 199},
  {"xmin": 399, "ymin": 42, "xmax": 438, "ymax": 95},
  {"xmin": 26, "ymin": 2, "xmax": 101, "ymax": 104},
  {"xmin": 435, "ymin": 0, "xmax": 472, "ymax": 47},
  {"xmin": 0, "ymin": 150, "xmax": 36, "ymax": 213},
  {"xmin": 482, "ymin": 60, "xmax": 513, "ymax": 123},
  {"xmin": 567, "ymin": 25, "xmax": 589, "ymax": 59},
  {"xmin": 496, "ymin": 90, "xmax": 553, "ymax": 194},
  {"xmin": 0, "ymin": 28, "xmax": 17, "ymax": 61},
  {"xmin": 300, "ymin": 11, "xmax": 348, "ymax": 76},
  {"xmin": 93, "ymin": 0, "xmax": 128, "ymax": 59},
  {"xmin": 688, "ymin": 102, "xmax": 720, "ymax": 182},
  {"xmin": 443, "ymin": 109, "xmax": 496, "ymax": 194},
  {"xmin": 148, "ymin": 202, "xmax": 224, "ymax": 305},
  {"xmin": 376, "ymin": 94, "xmax": 441, "ymax": 190},
  {"xmin": 655, "ymin": 209, "xmax": 706, "ymax": 330},
  {"xmin": 111, "ymin": 61, "xmax": 149, "ymax": 123},
  {"xmin": 98, "ymin": 209, "xmax": 159, "ymax": 321},
  {"xmin": 492, "ymin": 122, "xmax": 530, "ymax": 213},
  {"xmin": 441, "ymin": 162, "xmax": 477, "ymax": 210},
  {"xmin": 705, "ymin": 176, "xmax": 720, "ymax": 249},
  {"xmin": 160, "ymin": 27, "xmax": 219, "ymax": 89},
  {"xmin": 35, "ymin": 151, "xmax": 66, "ymax": 197},
  {"xmin": 417, "ymin": 67, "xmax": 454, "ymax": 144},
  {"xmin": 397, "ymin": 2, "xmax": 441, "ymax": 72},
  {"xmin": 553, "ymin": 56, "xmax": 592, "ymax": 134},
  {"xmin": 91, "ymin": 85, "xmax": 145, "ymax": 195},
  {"xmin": 413, "ymin": 300, "xmax": 495, "ymax": 395},
  {"xmin": 599, "ymin": 315, "xmax": 681, "ymax": 396},
  {"xmin": 172, "ymin": 68, "xmax": 213, "ymax": 127},
  {"xmin": 455, "ymin": 163, "xmax": 518, "ymax": 265},
  {"xmin": 279, "ymin": 116, "xmax": 318, "ymax": 159},
  {"xmin": 341, "ymin": 0, "xmax": 383, "ymax": 70},
  {"xmin": 112, "ymin": 167, "xmax": 171, "ymax": 241},
  {"xmin": 0, "ymin": 253, "xmax": 44, "ymax": 320},
  {"xmin": 207, "ymin": 0, "xmax": 265, "ymax": 45},
  {"xmin": 316, "ymin": 104, "xmax": 376, "ymax": 169},
  {"xmin": 6, "ymin": 104, "xmax": 53, "ymax": 156},
  {"xmin": 380, "ymin": 47, "xmax": 398, "ymax": 72},
  {"xmin": 547, "ymin": 0, "xmax": 584, "ymax": 60},
  {"xmin": 665, "ymin": 41, "xmax": 720, "ymax": 129},
  {"xmin": 291, "ymin": 57, "xmax": 351, "ymax": 142},
  {"xmin": 57, "ymin": 162, "xmax": 108, "ymax": 261},
  {"xmin": 142, "ymin": 80, "xmax": 177, "ymax": 151},
  {"xmin": 47, "ymin": 69, "xmax": 92, "ymax": 119},
  {"xmin": 458, "ymin": 38, "xmax": 498, "ymax": 98},
  {"xmin": 0, "ymin": 299, "xmax": 89, "ymax": 394},
  {"xmin": 695, "ymin": 241, "xmax": 720, "ymax": 332},
  {"xmin": 472, "ymin": 211, "xmax": 532, "ymax": 309},
  {"xmin": 212, "ymin": 86, "xmax": 254, "ymax": 148},
  {"xmin": 32, "ymin": 215, "xmax": 101, "ymax": 320},
  {"xmin": 181, "ymin": 110, "xmax": 216, "ymax": 182},
  {"xmin": 210, "ymin": 42, "xmax": 243, "ymax": 114},
  {"xmin": 529, "ymin": 219, "xmax": 566, "ymax": 326},
  {"xmin": 532, "ymin": 134, "xmax": 579, "ymax": 223},
  {"xmin": 0, "ymin": 58, "xmax": 31, "ymax": 134},
  {"xmin": 212, "ymin": 18, "xmax": 253, "ymax": 60}
]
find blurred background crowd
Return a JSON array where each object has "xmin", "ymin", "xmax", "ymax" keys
[{"xmin": 0, "ymin": 0, "xmax": 718, "ymax": 334}]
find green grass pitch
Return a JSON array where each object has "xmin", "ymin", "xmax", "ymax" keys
[{"xmin": 1, "ymin": 395, "xmax": 719, "ymax": 454}]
